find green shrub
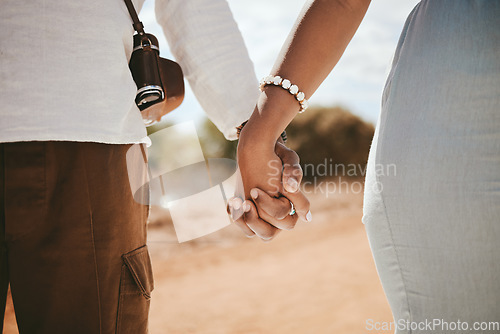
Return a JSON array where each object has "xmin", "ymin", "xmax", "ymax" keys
[
  {"xmin": 286, "ymin": 106, "xmax": 374, "ymax": 179},
  {"xmin": 154, "ymin": 106, "xmax": 375, "ymax": 180}
]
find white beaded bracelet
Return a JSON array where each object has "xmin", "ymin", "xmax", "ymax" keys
[{"xmin": 259, "ymin": 75, "xmax": 309, "ymax": 113}]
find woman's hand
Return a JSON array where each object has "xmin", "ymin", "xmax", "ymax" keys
[
  {"xmin": 237, "ymin": 127, "xmax": 283, "ymax": 198},
  {"xmin": 228, "ymin": 0, "xmax": 371, "ymax": 240},
  {"xmin": 229, "ymin": 125, "xmax": 311, "ymax": 241}
]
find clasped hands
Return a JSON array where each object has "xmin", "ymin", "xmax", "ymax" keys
[{"xmin": 228, "ymin": 137, "xmax": 311, "ymax": 241}]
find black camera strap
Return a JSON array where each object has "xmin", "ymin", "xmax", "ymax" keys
[{"xmin": 123, "ymin": 0, "xmax": 145, "ymax": 35}]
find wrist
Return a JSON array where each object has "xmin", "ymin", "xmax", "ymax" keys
[
  {"xmin": 259, "ymin": 75, "xmax": 309, "ymax": 113},
  {"xmin": 237, "ymin": 120, "xmax": 276, "ymax": 154},
  {"xmin": 237, "ymin": 77, "xmax": 302, "ymax": 152}
]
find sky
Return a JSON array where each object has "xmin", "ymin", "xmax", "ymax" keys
[{"xmin": 139, "ymin": 0, "xmax": 420, "ymax": 127}]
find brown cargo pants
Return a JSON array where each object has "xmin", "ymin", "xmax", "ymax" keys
[{"xmin": 0, "ymin": 141, "xmax": 153, "ymax": 333}]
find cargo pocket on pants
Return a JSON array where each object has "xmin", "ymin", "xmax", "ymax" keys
[{"xmin": 116, "ymin": 245, "xmax": 154, "ymax": 334}]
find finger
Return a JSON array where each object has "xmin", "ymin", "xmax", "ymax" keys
[
  {"xmin": 233, "ymin": 219, "xmax": 256, "ymax": 238},
  {"xmin": 283, "ymin": 189, "xmax": 312, "ymax": 222},
  {"xmin": 228, "ymin": 197, "xmax": 244, "ymax": 221},
  {"xmin": 249, "ymin": 188, "xmax": 299, "ymax": 230},
  {"xmin": 229, "ymin": 198, "xmax": 255, "ymax": 237},
  {"xmin": 282, "ymin": 163, "xmax": 303, "ymax": 193},
  {"xmin": 275, "ymin": 142, "xmax": 302, "ymax": 193},
  {"xmin": 250, "ymin": 188, "xmax": 290, "ymax": 219},
  {"xmin": 242, "ymin": 200, "xmax": 281, "ymax": 241},
  {"xmin": 226, "ymin": 197, "xmax": 236, "ymax": 214}
]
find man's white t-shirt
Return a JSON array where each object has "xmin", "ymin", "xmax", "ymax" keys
[{"xmin": 0, "ymin": 0, "xmax": 258, "ymax": 144}]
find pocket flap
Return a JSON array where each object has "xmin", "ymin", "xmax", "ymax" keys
[{"xmin": 122, "ymin": 245, "xmax": 154, "ymax": 299}]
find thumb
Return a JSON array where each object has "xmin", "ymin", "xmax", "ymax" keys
[{"xmin": 275, "ymin": 142, "xmax": 303, "ymax": 193}]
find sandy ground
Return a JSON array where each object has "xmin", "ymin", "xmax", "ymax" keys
[{"xmin": 3, "ymin": 188, "xmax": 393, "ymax": 333}]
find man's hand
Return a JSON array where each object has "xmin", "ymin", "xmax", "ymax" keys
[{"xmin": 228, "ymin": 142, "xmax": 311, "ymax": 241}]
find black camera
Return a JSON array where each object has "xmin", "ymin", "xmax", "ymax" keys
[
  {"xmin": 129, "ymin": 33, "xmax": 164, "ymax": 111},
  {"xmin": 124, "ymin": 0, "xmax": 184, "ymax": 125}
]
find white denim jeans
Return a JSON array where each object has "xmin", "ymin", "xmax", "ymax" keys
[{"xmin": 363, "ymin": 1, "xmax": 500, "ymax": 333}]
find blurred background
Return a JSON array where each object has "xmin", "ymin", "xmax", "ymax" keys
[
  {"xmin": 141, "ymin": 0, "xmax": 420, "ymax": 127},
  {"xmin": 3, "ymin": 0, "xmax": 419, "ymax": 333},
  {"xmin": 143, "ymin": 1, "xmax": 419, "ymax": 333}
]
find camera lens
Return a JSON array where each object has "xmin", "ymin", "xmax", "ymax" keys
[
  {"xmin": 136, "ymin": 85, "xmax": 164, "ymax": 109},
  {"xmin": 139, "ymin": 92, "xmax": 161, "ymax": 105}
]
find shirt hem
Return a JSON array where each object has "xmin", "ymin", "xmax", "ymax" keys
[{"xmin": 0, "ymin": 134, "xmax": 151, "ymax": 146}]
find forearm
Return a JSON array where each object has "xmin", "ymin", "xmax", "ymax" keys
[
  {"xmin": 240, "ymin": 0, "xmax": 371, "ymax": 149},
  {"xmin": 155, "ymin": 0, "xmax": 259, "ymax": 140}
]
